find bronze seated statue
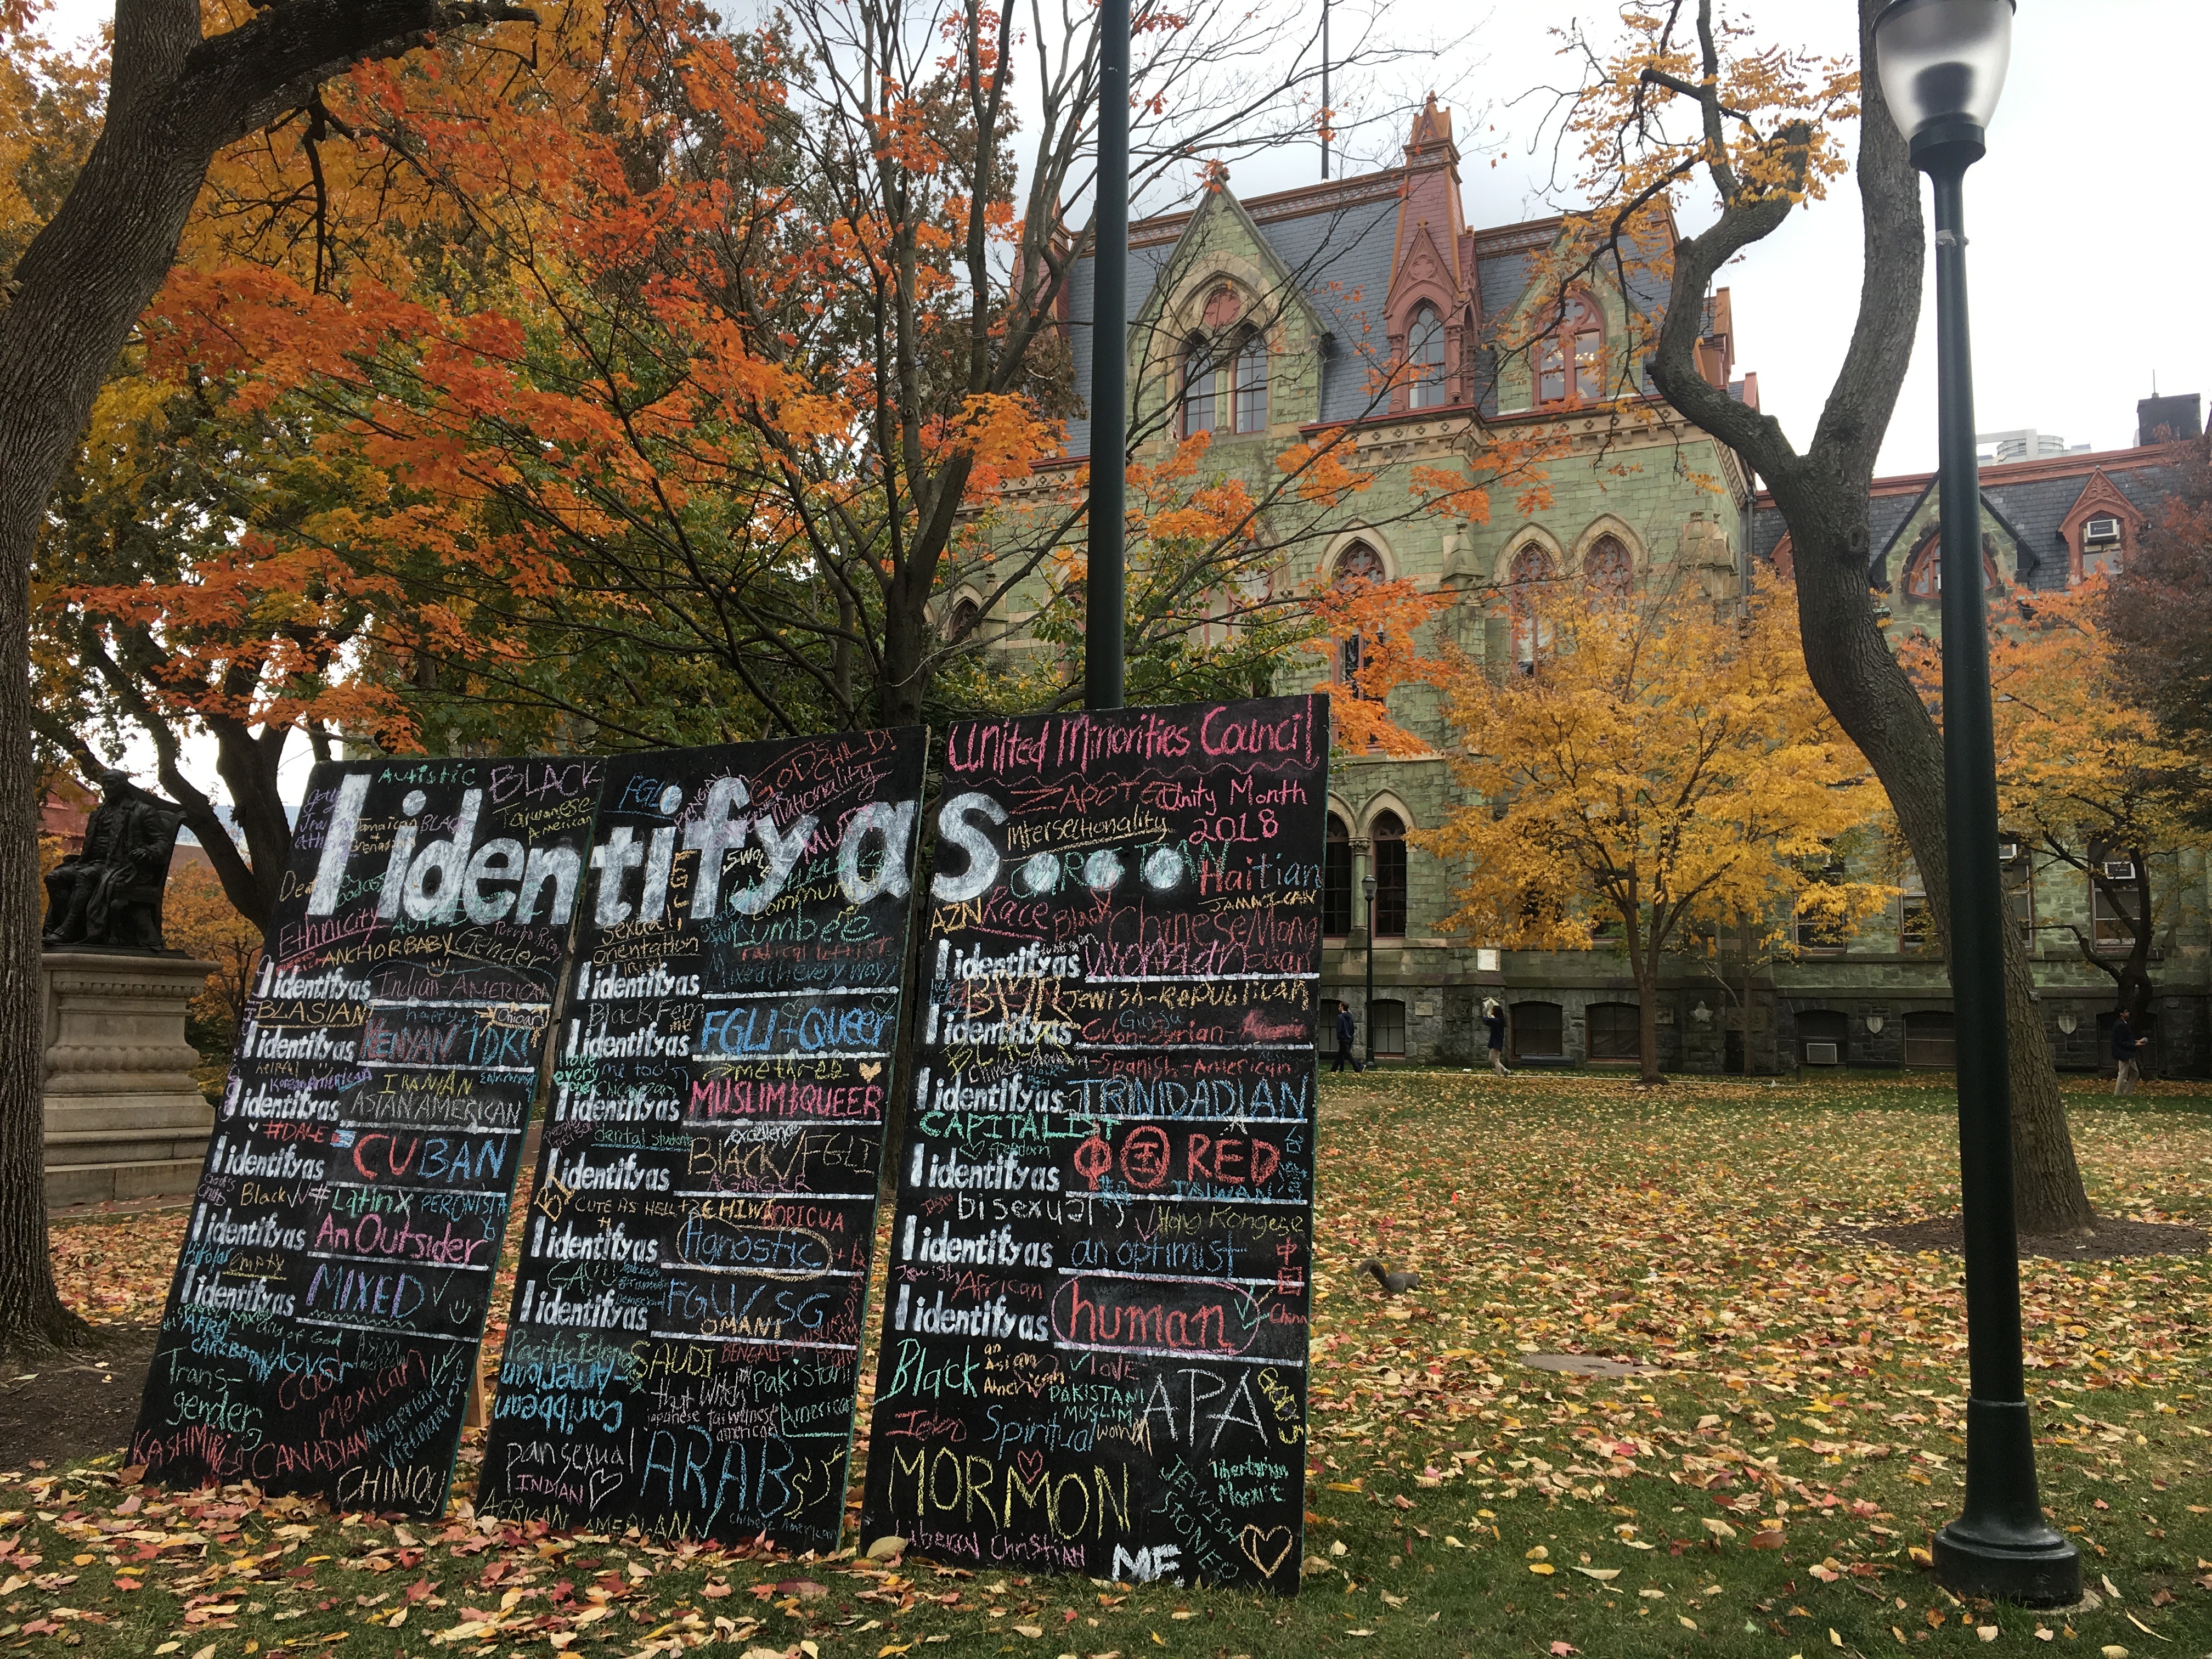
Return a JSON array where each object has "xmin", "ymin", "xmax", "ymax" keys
[{"xmin": 43, "ymin": 769, "xmax": 187, "ymax": 952}]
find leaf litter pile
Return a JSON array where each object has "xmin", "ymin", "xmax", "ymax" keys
[{"xmin": 9, "ymin": 1070, "xmax": 2212, "ymax": 1657}]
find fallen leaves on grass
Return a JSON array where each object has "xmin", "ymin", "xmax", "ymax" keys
[{"xmin": 47, "ymin": 1211, "xmax": 186, "ymax": 1327}]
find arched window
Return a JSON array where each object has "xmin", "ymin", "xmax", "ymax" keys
[
  {"xmin": 946, "ymin": 596, "xmax": 982, "ymax": 640},
  {"xmin": 1322, "ymin": 812, "xmax": 1352, "ymax": 937},
  {"xmin": 1334, "ymin": 542, "xmax": 1385, "ymax": 688},
  {"xmin": 1536, "ymin": 294, "xmax": 1604, "ymax": 407},
  {"xmin": 1233, "ymin": 332, "xmax": 1268, "ymax": 432},
  {"xmin": 1584, "ymin": 534, "xmax": 1632, "ymax": 601},
  {"xmin": 1182, "ymin": 286, "xmax": 1257, "ymax": 439},
  {"xmin": 1370, "ymin": 810, "xmax": 1407, "ymax": 938},
  {"xmin": 1507, "ymin": 543, "xmax": 1557, "ymax": 667},
  {"xmin": 1901, "ymin": 528, "xmax": 2001, "ymax": 600},
  {"xmin": 1406, "ymin": 305, "xmax": 1446, "ymax": 409},
  {"xmin": 1181, "ymin": 332, "xmax": 1220, "ymax": 437}
]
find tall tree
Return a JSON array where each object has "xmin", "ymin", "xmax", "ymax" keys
[
  {"xmin": 133, "ymin": 0, "xmax": 1477, "ymax": 749},
  {"xmin": 38, "ymin": 370, "xmax": 415, "ymax": 924},
  {"xmin": 1422, "ymin": 578, "xmax": 1886, "ymax": 1085},
  {"xmin": 0, "ymin": 0, "xmax": 536, "ymax": 1351},
  {"xmin": 1547, "ymin": 0, "xmax": 2095, "ymax": 1231}
]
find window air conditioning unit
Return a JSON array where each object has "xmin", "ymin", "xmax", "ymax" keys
[
  {"xmin": 2084, "ymin": 516, "xmax": 2122, "ymax": 543},
  {"xmin": 1997, "ymin": 840, "xmax": 2020, "ymax": 862},
  {"xmin": 1804, "ymin": 1041, "xmax": 1841, "ymax": 1065},
  {"xmin": 2102, "ymin": 859, "xmax": 2136, "ymax": 881}
]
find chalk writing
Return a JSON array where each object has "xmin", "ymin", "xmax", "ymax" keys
[
  {"xmin": 478, "ymin": 731, "xmax": 926, "ymax": 1547},
  {"xmin": 132, "ymin": 760, "xmax": 598, "ymax": 1509},
  {"xmin": 861, "ymin": 697, "xmax": 1324, "ymax": 1590}
]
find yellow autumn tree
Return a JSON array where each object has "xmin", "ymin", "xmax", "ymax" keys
[
  {"xmin": 1420, "ymin": 577, "xmax": 1887, "ymax": 1082},
  {"xmin": 1946, "ymin": 580, "xmax": 2195, "ymax": 1028},
  {"xmin": 160, "ymin": 860, "xmax": 261, "ymax": 1046}
]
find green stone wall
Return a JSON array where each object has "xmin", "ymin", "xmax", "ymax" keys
[{"xmin": 973, "ymin": 190, "xmax": 2212, "ymax": 1075}]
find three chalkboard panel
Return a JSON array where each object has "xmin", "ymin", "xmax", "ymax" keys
[
  {"xmin": 859, "ymin": 696, "xmax": 1328, "ymax": 1591},
  {"xmin": 130, "ymin": 758, "xmax": 601, "ymax": 1511},
  {"xmin": 477, "ymin": 731, "xmax": 928, "ymax": 1547}
]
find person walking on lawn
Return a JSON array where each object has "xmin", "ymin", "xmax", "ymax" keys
[
  {"xmin": 1332, "ymin": 1004, "xmax": 1363, "ymax": 1074},
  {"xmin": 1483, "ymin": 999, "xmax": 1510, "ymax": 1076},
  {"xmin": 2113, "ymin": 1010, "xmax": 2141, "ymax": 1097}
]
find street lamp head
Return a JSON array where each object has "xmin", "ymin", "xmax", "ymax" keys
[
  {"xmin": 1361, "ymin": 874, "xmax": 1377, "ymax": 904},
  {"xmin": 1873, "ymin": 0, "xmax": 2014, "ymax": 173}
]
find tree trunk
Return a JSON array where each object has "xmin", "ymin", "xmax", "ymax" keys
[
  {"xmin": 1634, "ymin": 941, "xmax": 1663, "ymax": 1086},
  {"xmin": 0, "ymin": 490, "xmax": 74, "ymax": 1352},
  {"xmin": 1632, "ymin": 0, "xmax": 2095, "ymax": 1234},
  {"xmin": 0, "ymin": 0, "xmax": 537, "ymax": 1351},
  {"xmin": 211, "ymin": 720, "xmax": 295, "ymax": 923},
  {"xmin": 2113, "ymin": 858, "xmax": 2155, "ymax": 1028},
  {"xmin": 1740, "ymin": 921, "xmax": 1756, "ymax": 1076},
  {"xmin": 0, "ymin": 36, "xmax": 219, "ymax": 1358},
  {"xmin": 1774, "ymin": 457, "xmax": 2094, "ymax": 1234}
]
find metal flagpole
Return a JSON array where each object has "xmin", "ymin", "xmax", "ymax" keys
[{"xmin": 1321, "ymin": 0, "xmax": 1331, "ymax": 179}]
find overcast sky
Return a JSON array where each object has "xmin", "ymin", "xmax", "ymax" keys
[
  {"xmin": 30, "ymin": 0, "xmax": 2211, "ymax": 806},
  {"xmin": 1217, "ymin": 1, "xmax": 2212, "ymax": 473}
]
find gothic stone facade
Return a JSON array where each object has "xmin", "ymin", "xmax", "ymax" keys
[{"xmin": 962, "ymin": 101, "xmax": 2210, "ymax": 1076}]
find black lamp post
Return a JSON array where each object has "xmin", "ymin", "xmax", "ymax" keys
[
  {"xmin": 1873, "ymin": 0, "xmax": 2080, "ymax": 1607},
  {"xmin": 1361, "ymin": 872, "xmax": 1378, "ymax": 1069},
  {"xmin": 1085, "ymin": 0, "xmax": 1129, "ymax": 712}
]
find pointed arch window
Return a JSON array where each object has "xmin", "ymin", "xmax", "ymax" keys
[
  {"xmin": 1370, "ymin": 811, "xmax": 1408, "ymax": 938},
  {"xmin": 1406, "ymin": 305, "xmax": 1447, "ymax": 409},
  {"xmin": 1901, "ymin": 528, "xmax": 2001, "ymax": 600},
  {"xmin": 946, "ymin": 596, "xmax": 983, "ymax": 640},
  {"xmin": 1507, "ymin": 543, "xmax": 1558, "ymax": 668},
  {"xmin": 1181, "ymin": 333, "xmax": 1221, "ymax": 437},
  {"xmin": 1322, "ymin": 812, "xmax": 1353, "ymax": 937},
  {"xmin": 1233, "ymin": 332, "xmax": 1268, "ymax": 431},
  {"xmin": 1536, "ymin": 294, "xmax": 1604, "ymax": 407},
  {"xmin": 1585, "ymin": 534, "xmax": 1632, "ymax": 601},
  {"xmin": 1334, "ymin": 542, "xmax": 1386, "ymax": 690}
]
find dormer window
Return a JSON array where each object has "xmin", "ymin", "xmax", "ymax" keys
[
  {"xmin": 1406, "ymin": 305, "xmax": 1446, "ymax": 409},
  {"xmin": 1901, "ymin": 528, "xmax": 2000, "ymax": 600},
  {"xmin": 1536, "ymin": 294, "xmax": 1604, "ymax": 407},
  {"xmin": 2082, "ymin": 515, "xmax": 2123, "ymax": 578}
]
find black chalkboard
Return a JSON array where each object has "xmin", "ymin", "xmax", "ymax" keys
[
  {"xmin": 131, "ymin": 759, "xmax": 602, "ymax": 1511},
  {"xmin": 859, "ymin": 697, "xmax": 1327, "ymax": 1590},
  {"xmin": 477, "ymin": 730, "xmax": 928, "ymax": 1546}
]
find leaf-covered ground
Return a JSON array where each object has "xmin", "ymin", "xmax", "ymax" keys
[{"xmin": 9, "ymin": 1069, "xmax": 2212, "ymax": 1657}]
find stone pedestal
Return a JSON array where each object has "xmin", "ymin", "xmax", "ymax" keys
[{"xmin": 42, "ymin": 950, "xmax": 218, "ymax": 1207}]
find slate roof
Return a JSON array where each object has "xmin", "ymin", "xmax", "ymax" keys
[
  {"xmin": 1750, "ymin": 445, "xmax": 2187, "ymax": 590},
  {"xmin": 1062, "ymin": 166, "xmax": 1678, "ymax": 454}
]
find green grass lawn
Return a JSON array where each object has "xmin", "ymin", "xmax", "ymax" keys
[{"xmin": 9, "ymin": 1069, "xmax": 2212, "ymax": 1657}]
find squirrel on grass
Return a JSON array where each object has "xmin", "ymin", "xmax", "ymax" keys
[{"xmin": 1358, "ymin": 1257, "xmax": 1421, "ymax": 1296}]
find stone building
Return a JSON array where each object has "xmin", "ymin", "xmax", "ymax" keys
[
  {"xmin": 958, "ymin": 98, "xmax": 2210, "ymax": 1076},
  {"xmin": 1749, "ymin": 394, "xmax": 2209, "ymax": 1081}
]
